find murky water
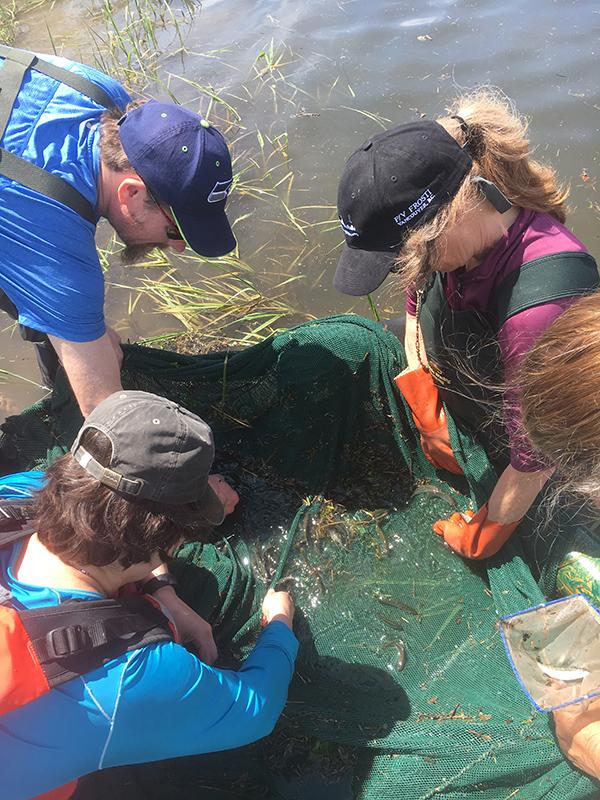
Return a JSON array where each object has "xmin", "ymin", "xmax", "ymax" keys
[{"xmin": 2, "ymin": 0, "xmax": 599, "ymax": 416}]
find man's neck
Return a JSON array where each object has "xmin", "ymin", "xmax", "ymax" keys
[{"xmin": 96, "ymin": 159, "xmax": 114, "ymax": 220}]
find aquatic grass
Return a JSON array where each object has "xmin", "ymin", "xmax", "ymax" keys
[
  {"xmin": 31, "ymin": 0, "xmax": 336, "ymax": 353},
  {"xmin": 0, "ymin": 1, "xmax": 19, "ymax": 44},
  {"xmin": 366, "ymin": 294, "xmax": 381, "ymax": 322},
  {"xmin": 89, "ymin": 0, "xmax": 199, "ymax": 87},
  {"xmin": 340, "ymin": 105, "xmax": 392, "ymax": 129},
  {"xmin": 252, "ymin": 40, "xmax": 300, "ymax": 114},
  {"xmin": 0, "ymin": 367, "xmax": 43, "ymax": 388},
  {"xmin": 253, "ymin": 39, "xmax": 295, "ymax": 81},
  {"xmin": 0, "ymin": 0, "xmax": 47, "ymax": 45},
  {"xmin": 108, "ymin": 261, "xmax": 312, "ymax": 349},
  {"xmin": 165, "ymin": 72, "xmax": 243, "ymax": 122}
]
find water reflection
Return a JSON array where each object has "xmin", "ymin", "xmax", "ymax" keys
[{"xmin": 2, "ymin": 0, "xmax": 599, "ymax": 413}]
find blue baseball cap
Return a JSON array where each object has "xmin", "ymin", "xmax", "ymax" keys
[{"xmin": 118, "ymin": 100, "xmax": 236, "ymax": 257}]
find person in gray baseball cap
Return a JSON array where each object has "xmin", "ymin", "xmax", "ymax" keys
[
  {"xmin": 70, "ymin": 389, "xmax": 229, "ymax": 526},
  {"xmin": 0, "ymin": 390, "xmax": 296, "ymax": 800}
]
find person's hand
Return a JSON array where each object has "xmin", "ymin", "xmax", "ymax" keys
[
  {"xmin": 554, "ymin": 698, "xmax": 600, "ymax": 779},
  {"xmin": 105, "ymin": 325, "xmax": 124, "ymax": 369},
  {"xmin": 433, "ymin": 504, "xmax": 521, "ymax": 559},
  {"xmin": 261, "ymin": 588, "xmax": 294, "ymax": 630},
  {"xmin": 208, "ymin": 474, "xmax": 240, "ymax": 516},
  {"xmin": 152, "ymin": 586, "xmax": 218, "ymax": 664}
]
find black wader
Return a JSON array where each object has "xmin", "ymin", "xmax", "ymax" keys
[{"xmin": 419, "ymin": 251, "xmax": 600, "ymax": 469}]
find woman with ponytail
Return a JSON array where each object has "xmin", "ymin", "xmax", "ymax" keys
[{"xmin": 334, "ymin": 88, "xmax": 599, "ymax": 560}]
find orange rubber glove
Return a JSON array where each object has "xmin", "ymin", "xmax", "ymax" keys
[
  {"xmin": 394, "ymin": 367, "xmax": 463, "ymax": 475},
  {"xmin": 432, "ymin": 504, "xmax": 521, "ymax": 559}
]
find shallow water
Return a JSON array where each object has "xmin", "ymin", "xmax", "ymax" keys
[{"xmin": 1, "ymin": 0, "xmax": 600, "ymax": 415}]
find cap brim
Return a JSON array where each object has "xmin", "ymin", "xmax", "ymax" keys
[
  {"xmin": 167, "ymin": 481, "xmax": 226, "ymax": 528},
  {"xmin": 172, "ymin": 207, "xmax": 237, "ymax": 258},
  {"xmin": 191, "ymin": 481, "xmax": 226, "ymax": 526},
  {"xmin": 333, "ymin": 246, "xmax": 397, "ymax": 297}
]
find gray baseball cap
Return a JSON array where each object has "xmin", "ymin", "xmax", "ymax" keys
[{"xmin": 71, "ymin": 390, "xmax": 225, "ymax": 525}]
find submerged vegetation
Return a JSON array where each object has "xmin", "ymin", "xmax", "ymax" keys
[
  {"xmin": 0, "ymin": 0, "xmax": 46, "ymax": 45},
  {"xmin": 2, "ymin": 0, "xmax": 378, "ymax": 389},
  {"xmin": 86, "ymin": 0, "xmax": 343, "ymax": 351}
]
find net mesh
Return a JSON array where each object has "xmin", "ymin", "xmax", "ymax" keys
[{"xmin": 1, "ymin": 315, "xmax": 597, "ymax": 799}]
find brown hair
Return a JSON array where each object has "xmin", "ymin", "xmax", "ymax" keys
[
  {"xmin": 519, "ymin": 291, "xmax": 600, "ymax": 499},
  {"xmin": 394, "ymin": 87, "xmax": 570, "ymax": 291},
  {"xmin": 99, "ymin": 99, "xmax": 147, "ymax": 172},
  {"xmin": 34, "ymin": 428, "xmax": 202, "ymax": 569}
]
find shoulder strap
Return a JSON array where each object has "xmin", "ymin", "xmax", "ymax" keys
[
  {"xmin": 0, "ymin": 48, "xmax": 35, "ymax": 141},
  {"xmin": 0, "ymin": 148, "xmax": 98, "ymax": 223},
  {"xmin": 0, "ymin": 499, "xmax": 36, "ymax": 607},
  {"xmin": 18, "ymin": 594, "xmax": 174, "ymax": 691},
  {"xmin": 0, "ymin": 44, "xmax": 118, "ymax": 223},
  {"xmin": 0, "ymin": 498, "xmax": 36, "ymax": 546},
  {"xmin": 495, "ymin": 252, "xmax": 600, "ymax": 327},
  {"xmin": 0, "ymin": 45, "xmax": 117, "ymax": 111}
]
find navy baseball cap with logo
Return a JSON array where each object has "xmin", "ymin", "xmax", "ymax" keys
[
  {"xmin": 334, "ymin": 120, "xmax": 473, "ymax": 296},
  {"xmin": 118, "ymin": 100, "xmax": 236, "ymax": 258}
]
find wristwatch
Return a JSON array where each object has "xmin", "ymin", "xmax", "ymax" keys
[{"xmin": 139, "ymin": 572, "xmax": 179, "ymax": 595}]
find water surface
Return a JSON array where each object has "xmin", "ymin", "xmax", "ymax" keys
[{"xmin": 2, "ymin": 0, "xmax": 599, "ymax": 415}]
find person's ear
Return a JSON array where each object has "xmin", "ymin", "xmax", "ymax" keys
[{"xmin": 116, "ymin": 176, "xmax": 148, "ymax": 223}]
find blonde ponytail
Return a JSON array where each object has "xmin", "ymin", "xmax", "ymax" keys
[
  {"xmin": 394, "ymin": 87, "xmax": 570, "ymax": 291},
  {"xmin": 441, "ymin": 88, "xmax": 568, "ymax": 222}
]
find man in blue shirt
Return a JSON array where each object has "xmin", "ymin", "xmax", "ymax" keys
[
  {"xmin": 0, "ymin": 46, "xmax": 236, "ymax": 415},
  {"xmin": 0, "ymin": 390, "xmax": 297, "ymax": 800}
]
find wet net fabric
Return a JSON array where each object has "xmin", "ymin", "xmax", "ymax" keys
[{"xmin": 1, "ymin": 315, "xmax": 598, "ymax": 800}]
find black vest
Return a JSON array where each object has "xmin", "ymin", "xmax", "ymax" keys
[{"xmin": 419, "ymin": 251, "xmax": 600, "ymax": 467}]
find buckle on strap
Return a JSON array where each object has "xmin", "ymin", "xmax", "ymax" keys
[
  {"xmin": 46, "ymin": 625, "xmax": 92, "ymax": 659},
  {"xmin": 40, "ymin": 614, "xmax": 145, "ymax": 661}
]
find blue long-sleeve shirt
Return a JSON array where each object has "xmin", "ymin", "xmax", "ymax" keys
[{"xmin": 0, "ymin": 472, "xmax": 299, "ymax": 800}]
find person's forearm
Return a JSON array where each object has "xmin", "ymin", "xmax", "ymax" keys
[
  {"xmin": 487, "ymin": 463, "xmax": 554, "ymax": 524},
  {"xmin": 49, "ymin": 332, "xmax": 123, "ymax": 416},
  {"xmin": 218, "ymin": 621, "xmax": 298, "ymax": 745},
  {"xmin": 106, "ymin": 622, "xmax": 299, "ymax": 765},
  {"xmin": 404, "ymin": 312, "xmax": 428, "ymax": 372}
]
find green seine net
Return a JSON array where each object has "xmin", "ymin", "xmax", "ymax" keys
[{"xmin": 1, "ymin": 315, "xmax": 598, "ymax": 799}]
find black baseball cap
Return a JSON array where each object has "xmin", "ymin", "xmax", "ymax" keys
[
  {"xmin": 71, "ymin": 390, "xmax": 225, "ymax": 525},
  {"xmin": 119, "ymin": 101, "xmax": 236, "ymax": 258},
  {"xmin": 334, "ymin": 120, "xmax": 473, "ymax": 296}
]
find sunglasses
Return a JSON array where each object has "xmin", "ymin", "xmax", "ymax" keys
[{"xmin": 146, "ymin": 186, "xmax": 184, "ymax": 241}]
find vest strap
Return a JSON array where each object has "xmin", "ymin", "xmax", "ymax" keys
[
  {"xmin": 0, "ymin": 499, "xmax": 36, "ymax": 546},
  {"xmin": 0, "ymin": 45, "xmax": 116, "ymax": 111},
  {"xmin": 0, "ymin": 52, "xmax": 34, "ymax": 141},
  {"xmin": 0, "ymin": 147, "xmax": 97, "ymax": 223},
  {"xmin": 19, "ymin": 596, "xmax": 174, "ymax": 688},
  {"xmin": 495, "ymin": 252, "xmax": 600, "ymax": 326},
  {"xmin": 0, "ymin": 44, "xmax": 117, "ymax": 222}
]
